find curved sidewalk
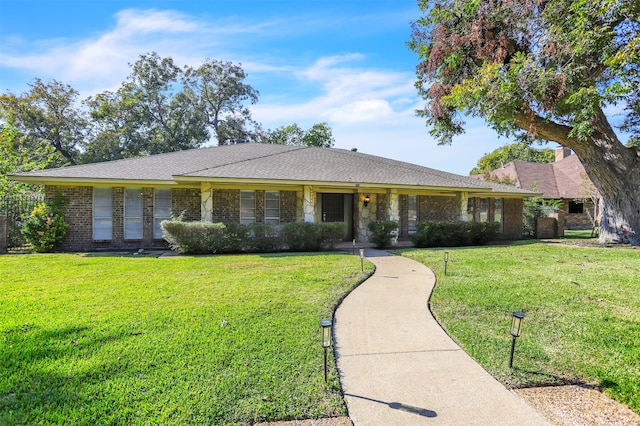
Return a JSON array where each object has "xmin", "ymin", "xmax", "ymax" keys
[{"xmin": 334, "ymin": 249, "xmax": 550, "ymax": 425}]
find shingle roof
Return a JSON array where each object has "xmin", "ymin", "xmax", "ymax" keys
[
  {"xmin": 10, "ymin": 143, "xmax": 534, "ymax": 195},
  {"xmin": 478, "ymin": 153, "xmax": 590, "ymax": 198}
]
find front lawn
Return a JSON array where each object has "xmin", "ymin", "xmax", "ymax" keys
[
  {"xmin": 0, "ymin": 252, "xmax": 373, "ymax": 425},
  {"xmin": 401, "ymin": 242, "xmax": 640, "ymax": 414}
]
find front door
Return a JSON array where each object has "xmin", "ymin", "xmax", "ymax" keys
[{"xmin": 322, "ymin": 193, "xmax": 344, "ymax": 222}]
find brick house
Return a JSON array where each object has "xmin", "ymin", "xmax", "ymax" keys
[
  {"xmin": 10, "ymin": 144, "xmax": 535, "ymax": 251},
  {"xmin": 475, "ymin": 148, "xmax": 599, "ymax": 232}
]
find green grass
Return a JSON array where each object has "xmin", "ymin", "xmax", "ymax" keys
[
  {"xmin": 400, "ymin": 242, "xmax": 640, "ymax": 414},
  {"xmin": 562, "ymin": 229, "xmax": 598, "ymax": 240},
  {"xmin": 0, "ymin": 252, "xmax": 374, "ymax": 425}
]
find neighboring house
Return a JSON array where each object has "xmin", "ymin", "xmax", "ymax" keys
[
  {"xmin": 474, "ymin": 148, "xmax": 598, "ymax": 230},
  {"xmin": 10, "ymin": 143, "xmax": 535, "ymax": 251}
]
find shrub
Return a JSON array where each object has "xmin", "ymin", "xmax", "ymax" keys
[
  {"xmin": 245, "ymin": 223, "xmax": 282, "ymax": 252},
  {"xmin": 411, "ymin": 221, "xmax": 501, "ymax": 247},
  {"xmin": 161, "ymin": 220, "xmax": 227, "ymax": 254},
  {"xmin": 162, "ymin": 220, "xmax": 347, "ymax": 254},
  {"xmin": 321, "ymin": 222, "xmax": 347, "ymax": 249},
  {"xmin": 21, "ymin": 198, "xmax": 68, "ymax": 252},
  {"xmin": 221, "ymin": 222, "xmax": 249, "ymax": 253},
  {"xmin": 367, "ymin": 220, "xmax": 399, "ymax": 248},
  {"xmin": 281, "ymin": 222, "xmax": 324, "ymax": 251}
]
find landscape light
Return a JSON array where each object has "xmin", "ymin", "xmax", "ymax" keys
[
  {"xmin": 359, "ymin": 248, "xmax": 365, "ymax": 272},
  {"xmin": 321, "ymin": 320, "xmax": 333, "ymax": 382},
  {"xmin": 509, "ymin": 311, "xmax": 525, "ymax": 368},
  {"xmin": 444, "ymin": 251, "xmax": 449, "ymax": 275}
]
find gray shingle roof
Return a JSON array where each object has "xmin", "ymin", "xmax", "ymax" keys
[{"xmin": 10, "ymin": 143, "xmax": 534, "ymax": 195}]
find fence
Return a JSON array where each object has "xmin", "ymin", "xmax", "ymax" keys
[{"xmin": 0, "ymin": 192, "xmax": 44, "ymax": 252}]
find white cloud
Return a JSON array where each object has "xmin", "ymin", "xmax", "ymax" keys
[{"xmin": 328, "ymin": 99, "xmax": 394, "ymax": 123}]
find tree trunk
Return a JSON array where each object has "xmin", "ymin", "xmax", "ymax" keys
[{"xmin": 515, "ymin": 111, "xmax": 640, "ymax": 245}]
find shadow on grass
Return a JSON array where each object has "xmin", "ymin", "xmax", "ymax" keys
[{"xmin": 1, "ymin": 324, "xmax": 128, "ymax": 423}]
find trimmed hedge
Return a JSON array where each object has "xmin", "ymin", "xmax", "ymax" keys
[
  {"xmin": 161, "ymin": 220, "xmax": 347, "ymax": 254},
  {"xmin": 411, "ymin": 220, "xmax": 501, "ymax": 247}
]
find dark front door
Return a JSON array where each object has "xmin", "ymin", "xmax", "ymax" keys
[{"xmin": 322, "ymin": 193, "xmax": 344, "ymax": 222}]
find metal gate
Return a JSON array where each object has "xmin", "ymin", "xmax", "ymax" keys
[{"xmin": 1, "ymin": 192, "xmax": 44, "ymax": 252}]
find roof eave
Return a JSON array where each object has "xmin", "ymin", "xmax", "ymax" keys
[
  {"xmin": 173, "ymin": 175, "xmax": 532, "ymax": 196},
  {"xmin": 8, "ymin": 175, "xmax": 197, "ymax": 188}
]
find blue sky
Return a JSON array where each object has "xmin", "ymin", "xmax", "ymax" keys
[{"xmin": 0, "ymin": 0, "xmax": 527, "ymax": 175}]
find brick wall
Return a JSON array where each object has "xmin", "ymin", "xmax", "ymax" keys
[
  {"xmin": 561, "ymin": 199, "xmax": 596, "ymax": 230},
  {"xmin": 45, "ymin": 185, "xmax": 184, "ymax": 251},
  {"xmin": 46, "ymin": 185, "xmax": 94, "ymax": 251},
  {"xmin": 172, "ymin": 188, "xmax": 200, "ymax": 221},
  {"xmin": 281, "ymin": 191, "xmax": 297, "ymax": 223},
  {"xmin": 376, "ymin": 193, "xmax": 388, "ymax": 221},
  {"xmin": 502, "ymin": 198, "xmax": 524, "ymax": 240},
  {"xmin": 212, "ymin": 189, "xmax": 240, "ymax": 222},
  {"xmin": 419, "ymin": 196, "xmax": 459, "ymax": 222}
]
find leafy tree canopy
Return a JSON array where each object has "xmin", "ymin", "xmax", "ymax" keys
[
  {"xmin": 469, "ymin": 141, "xmax": 555, "ymax": 175},
  {"xmin": 0, "ymin": 79, "xmax": 87, "ymax": 165},
  {"xmin": 410, "ymin": 0, "xmax": 640, "ymax": 244},
  {"xmin": 263, "ymin": 122, "xmax": 335, "ymax": 148}
]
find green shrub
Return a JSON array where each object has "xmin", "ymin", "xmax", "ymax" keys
[
  {"xmin": 367, "ymin": 220, "xmax": 399, "ymax": 248},
  {"xmin": 321, "ymin": 222, "xmax": 347, "ymax": 248},
  {"xmin": 282, "ymin": 222, "xmax": 324, "ymax": 251},
  {"xmin": 411, "ymin": 221, "xmax": 501, "ymax": 247},
  {"xmin": 162, "ymin": 220, "xmax": 346, "ymax": 254},
  {"xmin": 161, "ymin": 220, "xmax": 226, "ymax": 254},
  {"xmin": 221, "ymin": 222, "xmax": 249, "ymax": 252},
  {"xmin": 245, "ymin": 223, "xmax": 282, "ymax": 252},
  {"xmin": 21, "ymin": 198, "xmax": 68, "ymax": 252}
]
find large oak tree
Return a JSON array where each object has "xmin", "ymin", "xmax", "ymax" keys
[{"xmin": 410, "ymin": 0, "xmax": 640, "ymax": 244}]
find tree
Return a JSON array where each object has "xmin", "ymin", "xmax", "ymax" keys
[
  {"xmin": 410, "ymin": 0, "xmax": 640, "ymax": 244},
  {"xmin": 0, "ymin": 79, "xmax": 87, "ymax": 165},
  {"xmin": 85, "ymin": 53, "xmax": 208, "ymax": 161},
  {"xmin": 0, "ymin": 124, "xmax": 54, "ymax": 197},
  {"xmin": 261, "ymin": 122, "xmax": 335, "ymax": 147},
  {"xmin": 470, "ymin": 142, "xmax": 555, "ymax": 175},
  {"xmin": 185, "ymin": 58, "xmax": 259, "ymax": 145}
]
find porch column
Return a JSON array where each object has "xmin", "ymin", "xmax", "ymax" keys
[
  {"xmin": 201, "ymin": 182, "xmax": 214, "ymax": 222},
  {"xmin": 303, "ymin": 185, "xmax": 315, "ymax": 222},
  {"xmin": 457, "ymin": 192, "xmax": 469, "ymax": 222},
  {"xmin": 387, "ymin": 189, "xmax": 399, "ymax": 245}
]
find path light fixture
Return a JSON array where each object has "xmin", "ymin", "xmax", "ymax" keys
[
  {"xmin": 444, "ymin": 251, "xmax": 449, "ymax": 276},
  {"xmin": 359, "ymin": 248, "xmax": 365, "ymax": 272},
  {"xmin": 352, "ymin": 239, "xmax": 356, "ymax": 255},
  {"xmin": 509, "ymin": 311, "xmax": 525, "ymax": 368},
  {"xmin": 321, "ymin": 320, "xmax": 333, "ymax": 382},
  {"xmin": 363, "ymin": 194, "xmax": 370, "ymax": 208}
]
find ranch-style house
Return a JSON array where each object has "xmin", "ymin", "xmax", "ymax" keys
[{"xmin": 10, "ymin": 143, "xmax": 536, "ymax": 251}]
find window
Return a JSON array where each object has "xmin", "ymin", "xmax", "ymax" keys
[
  {"xmin": 494, "ymin": 198, "xmax": 504, "ymax": 232},
  {"xmin": 93, "ymin": 187, "xmax": 112, "ymax": 240},
  {"xmin": 154, "ymin": 188, "xmax": 172, "ymax": 239},
  {"xmin": 408, "ymin": 195, "xmax": 418, "ymax": 234},
  {"xmin": 124, "ymin": 187, "xmax": 143, "ymax": 240},
  {"xmin": 569, "ymin": 201, "xmax": 584, "ymax": 214},
  {"xmin": 480, "ymin": 198, "xmax": 489, "ymax": 222},
  {"xmin": 265, "ymin": 191, "xmax": 280, "ymax": 225},
  {"xmin": 240, "ymin": 191, "xmax": 256, "ymax": 225}
]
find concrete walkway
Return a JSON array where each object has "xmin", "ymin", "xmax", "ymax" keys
[{"xmin": 334, "ymin": 249, "xmax": 550, "ymax": 425}]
